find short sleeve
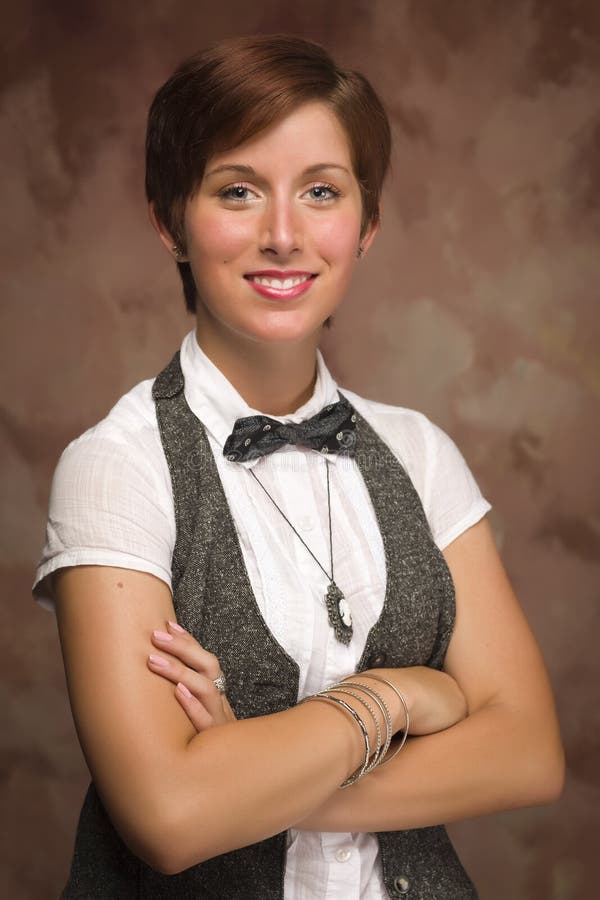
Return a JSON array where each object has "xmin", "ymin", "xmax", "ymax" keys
[
  {"xmin": 32, "ymin": 433, "xmax": 175, "ymax": 612},
  {"xmin": 421, "ymin": 419, "xmax": 492, "ymax": 550}
]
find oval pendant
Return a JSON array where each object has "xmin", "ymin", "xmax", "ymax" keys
[
  {"xmin": 338, "ymin": 595, "xmax": 353, "ymax": 627},
  {"xmin": 325, "ymin": 580, "xmax": 353, "ymax": 644}
]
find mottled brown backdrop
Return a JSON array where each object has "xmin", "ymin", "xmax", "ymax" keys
[{"xmin": 1, "ymin": 1, "xmax": 598, "ymax": 898}]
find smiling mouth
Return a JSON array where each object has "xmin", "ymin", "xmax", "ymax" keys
[
  {"xmin": 243, "ymin": 272, "xmax": 317, "ymax": 301},
  {"xmin": 245, "ymin": 274, "xmax": 315, "ymax": 289}
]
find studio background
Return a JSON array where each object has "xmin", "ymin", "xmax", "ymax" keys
[{"xmin": 1, "ymin": 1, "xmax": 598, "ymax": 898}]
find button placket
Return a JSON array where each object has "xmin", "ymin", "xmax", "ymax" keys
[{"xmin": 393, "ymin": 874, "xmax": 410, "ymax": 894}]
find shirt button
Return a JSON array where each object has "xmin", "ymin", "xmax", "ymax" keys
[
  {"xmin": 393, "ymin": 875, "xmax": 410, "ymax": 894},
  {"xmin": 369, "ymin": 651, "xmax": 387, "ymax": 667},
  {"xmin": 335, "ymin": 848, "xmax": 352, "ymax": 863}
]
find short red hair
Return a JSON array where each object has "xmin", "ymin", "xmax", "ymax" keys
[{"xmin": 145, "ymin": 34, "xmax": 391, "ymax": 313}]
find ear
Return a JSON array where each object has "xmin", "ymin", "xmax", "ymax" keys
[
  {"xmin": 358, "ymin": 207, "xmax": 381, "ymax": 258},
  {"xmin": 148, "ymin": 203, "xmax": 187, "ymax": 261}
]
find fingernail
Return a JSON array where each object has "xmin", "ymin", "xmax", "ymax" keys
[
  {"xmin": 148, "ymin": 654, "xmax": 169, "ymax": 668},
  {"xmin": 168, "ymin": 620, "xmax": 186, "ymax": 634},
  {"xmin": 177, "ymin": 682, "xmax": 192, "ymax": 698},
  {"xmin": 153, "ymin": 630, "xmax": 173, "ymax": 641}
]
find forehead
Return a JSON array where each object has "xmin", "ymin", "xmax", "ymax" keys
[{"xmin": 205, "ymin": 102, "xmax": 354, "ymax": 173}]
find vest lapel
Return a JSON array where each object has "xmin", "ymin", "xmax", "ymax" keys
[
  {"xmin": 153, "ymin": 351, "xmax": 300, "ymax": 720},
  {"xmin": 350, "ymin": 398, "xmax": 456, "ymax": 673}
]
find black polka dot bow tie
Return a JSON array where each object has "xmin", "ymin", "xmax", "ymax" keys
[{"xmin": 223, "ymin": 392, "xmax": 358, "ymax": 462}]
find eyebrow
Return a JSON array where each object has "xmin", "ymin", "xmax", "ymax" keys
[{"xmin": 204, "ymin": 162, "xmax": 351, "ymax": 178}]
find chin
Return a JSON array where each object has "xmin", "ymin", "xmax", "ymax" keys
[{"xmin": 240, "ymin": 314, "xmax": 328, "ymax": 344}]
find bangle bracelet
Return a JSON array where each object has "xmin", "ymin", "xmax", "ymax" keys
[
  {"xmin": 379, "ymin": 729, "xmax": 409, "ymax": 767},
  {"xmin": 316, "ymin": 693, "xmax": 370, "ymax": 787},
  {"xmin": 358, "ymin": 673, "xmax": 410, "ymax": 766},
  {"xmin": 331, "ymin": 681, "xmax": 392, "ymax": 771},
  {"xmin": 303, "ymin": 693, "xmax": 371, "ymax": 787},
  {"xmin": 326, "ymin": 687, "xmax": 383, "ymax": 774}
]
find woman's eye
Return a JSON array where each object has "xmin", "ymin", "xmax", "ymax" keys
[
  {"xmin": 307, "ymin": 184, "xmax": 340, "ymax": 202},
  {"xmin": 219, "ymin": 184, "xmax": 254, "ymax": 202}
]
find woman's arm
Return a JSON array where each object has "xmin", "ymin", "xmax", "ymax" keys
[
  {"xmin": 55, "ymin": 516, "xmax": 562, "ymax": 872},
  {"xmin": 148, "ymin": 626, "xmax": 467, "ymax": 737},
  {"xmin": 295, "ymin": 516, "xmax": 565, "ymax": 832},
  {"xmin": 54, "ymin": 565, "xmax": 412, "ymax": 875}
]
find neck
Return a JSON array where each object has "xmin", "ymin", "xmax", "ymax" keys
[{"xmin": 194, "ymin": 326, "xmax": 321, "ymax": 416}]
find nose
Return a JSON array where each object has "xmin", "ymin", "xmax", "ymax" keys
[{"xmin": 259, "ymin": 195, "xmax": 302, "ymax": 258}]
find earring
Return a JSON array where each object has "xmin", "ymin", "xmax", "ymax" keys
[
  {"xmin": 356, "ymin": 245, "xmax": 364, "ymax": 259},
  {"xmin": 172, "ymin": 244, "xmax": 184, "ymax": 261}
]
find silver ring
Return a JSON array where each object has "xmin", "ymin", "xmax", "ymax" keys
[{"xmin": 213, "ymin": 673, "xmax": 227, "ymax": 694}]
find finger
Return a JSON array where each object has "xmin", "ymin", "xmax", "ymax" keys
[
  {"xmin": 149, "ymin": 622, "xmax": 228, "ymax": 724},
  {"xmin": 147, "ymin": 655, "xmax": 227, "ymax": 723},
  {"xmin": 175, "ymin": 682, "xmax": 214, "ymax": 731},
  {"xmin": 151, "ymin": 623, "xmax": 222, "ymax": 681},
  {"xmin": 221, "ymin": 695, "xmax": 238, "ymax": 723}
]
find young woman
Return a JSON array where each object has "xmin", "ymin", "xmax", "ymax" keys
[{"xmin": 34, "ymin": 35, "xmax": 564, "ymax": 899}]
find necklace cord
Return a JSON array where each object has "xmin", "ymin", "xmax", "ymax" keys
[
  {"xmin": 326, "ymin": 457, "xmax": 334, "ymax": 582},
  {"xmin": 248, "ymin": 457, "xmax": 333, "ymax": 582}
]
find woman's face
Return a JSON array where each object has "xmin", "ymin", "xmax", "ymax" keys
[{"xmin": 175, "ymin": 101, "xmax": 377, "ymax": 358}]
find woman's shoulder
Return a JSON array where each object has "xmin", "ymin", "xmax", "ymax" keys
[
  {"xmin": 50, "ymin": 375, "xmax": 172, "ymax": 511},
  {"xmin": 339, "ymin": 387, "xmax": 491, "ymax": 549},
  {"xmin": 60, "ymin": 377, "xmax": 162, "ymax": 465},
  {"xmin": 339, "ymin": 387, "xmax": 441, "ymax": 462},
  {"xmin": 34, "ymin": 376, "xmax": 175, "ymax": 611}
]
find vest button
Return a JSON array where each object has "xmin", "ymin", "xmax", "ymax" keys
[
  {"xmin": 393, "ymin": 874, "xmax": 410, "ymax": 894},
  {"xmin": 369, "ymin": 651, "xmax": 387, "ymax": 667}
]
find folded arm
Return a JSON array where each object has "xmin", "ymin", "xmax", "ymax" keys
[
  {"xmin": 53, "ymin": 517, "xmax": 563, "ymax": 875},
  {"xmin": 54, "ymin": 565, "xmax": 411, "ymax": 875},
  {"xmin": 296, "ymin": 516, "xmax": 565, "ymax": 832}
]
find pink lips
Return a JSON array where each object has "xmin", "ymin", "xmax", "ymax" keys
[{"xmin": 244, "ymin": 270, "xmax": 316, "ymax": 301}]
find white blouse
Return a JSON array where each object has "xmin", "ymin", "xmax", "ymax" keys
[{"xmin": 33, "ymin": 329, "xmax": 491, "ymax": 899}]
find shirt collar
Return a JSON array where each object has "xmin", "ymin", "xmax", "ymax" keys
[{"xmin": 179, "ymin": 329, "xmax": 344, "ymax": 467}]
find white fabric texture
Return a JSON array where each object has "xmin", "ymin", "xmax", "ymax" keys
[{"xmin": 32, "ymin": 328, "xmax": 491, "ymax": 899}]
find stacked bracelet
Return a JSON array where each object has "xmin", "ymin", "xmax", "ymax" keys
[
  {"xmin": 321, "ymin": 687, "xmax": 382, "ymax": 780},
  {"xmin": 301, "ymin": 674, "xmax": 410, "ymax": 788},
  {"xmin": 359, "ymin": 673, "xmax": 410, "ymax": 766},
  {"xmin": 305, "ymin": 693, "xmax": 371, "ymax": 786},
  {"xmin": 335, "ymin": 681, "xmax": 393, "ymax": 770}
]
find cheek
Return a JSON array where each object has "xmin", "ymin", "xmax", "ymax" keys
[
  {"xmin": 314, "ymin": 213, "xmax": 361, "ymax": 262},
  {"xmin": 186, "ymin": 213, "xmax": 251, "ymax": 262}
]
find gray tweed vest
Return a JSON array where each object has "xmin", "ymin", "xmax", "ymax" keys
[{"xmin": 60, "ymin": 351, "xmax": 478, "ymax": 899}]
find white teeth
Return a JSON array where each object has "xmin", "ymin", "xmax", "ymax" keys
[{"xmin": 249, "ymin": 275, "xmax": 311, "ymax": 289}]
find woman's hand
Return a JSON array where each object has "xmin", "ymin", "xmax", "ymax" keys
[
  {"xmin": 354, "ymin": 666, "xmax": 468, "ymax": 736},
  {"xmin": 147, "ymin": 620, "xmax": 236, "ymax": 731},
  {"xmin": 146, "ymin": 621, "xmax": 466, "ymax": 739}
]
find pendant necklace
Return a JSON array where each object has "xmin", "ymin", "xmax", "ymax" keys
[{"xmin": 248, "ymin": 457, "xmax": 353, "ymax": 645}]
